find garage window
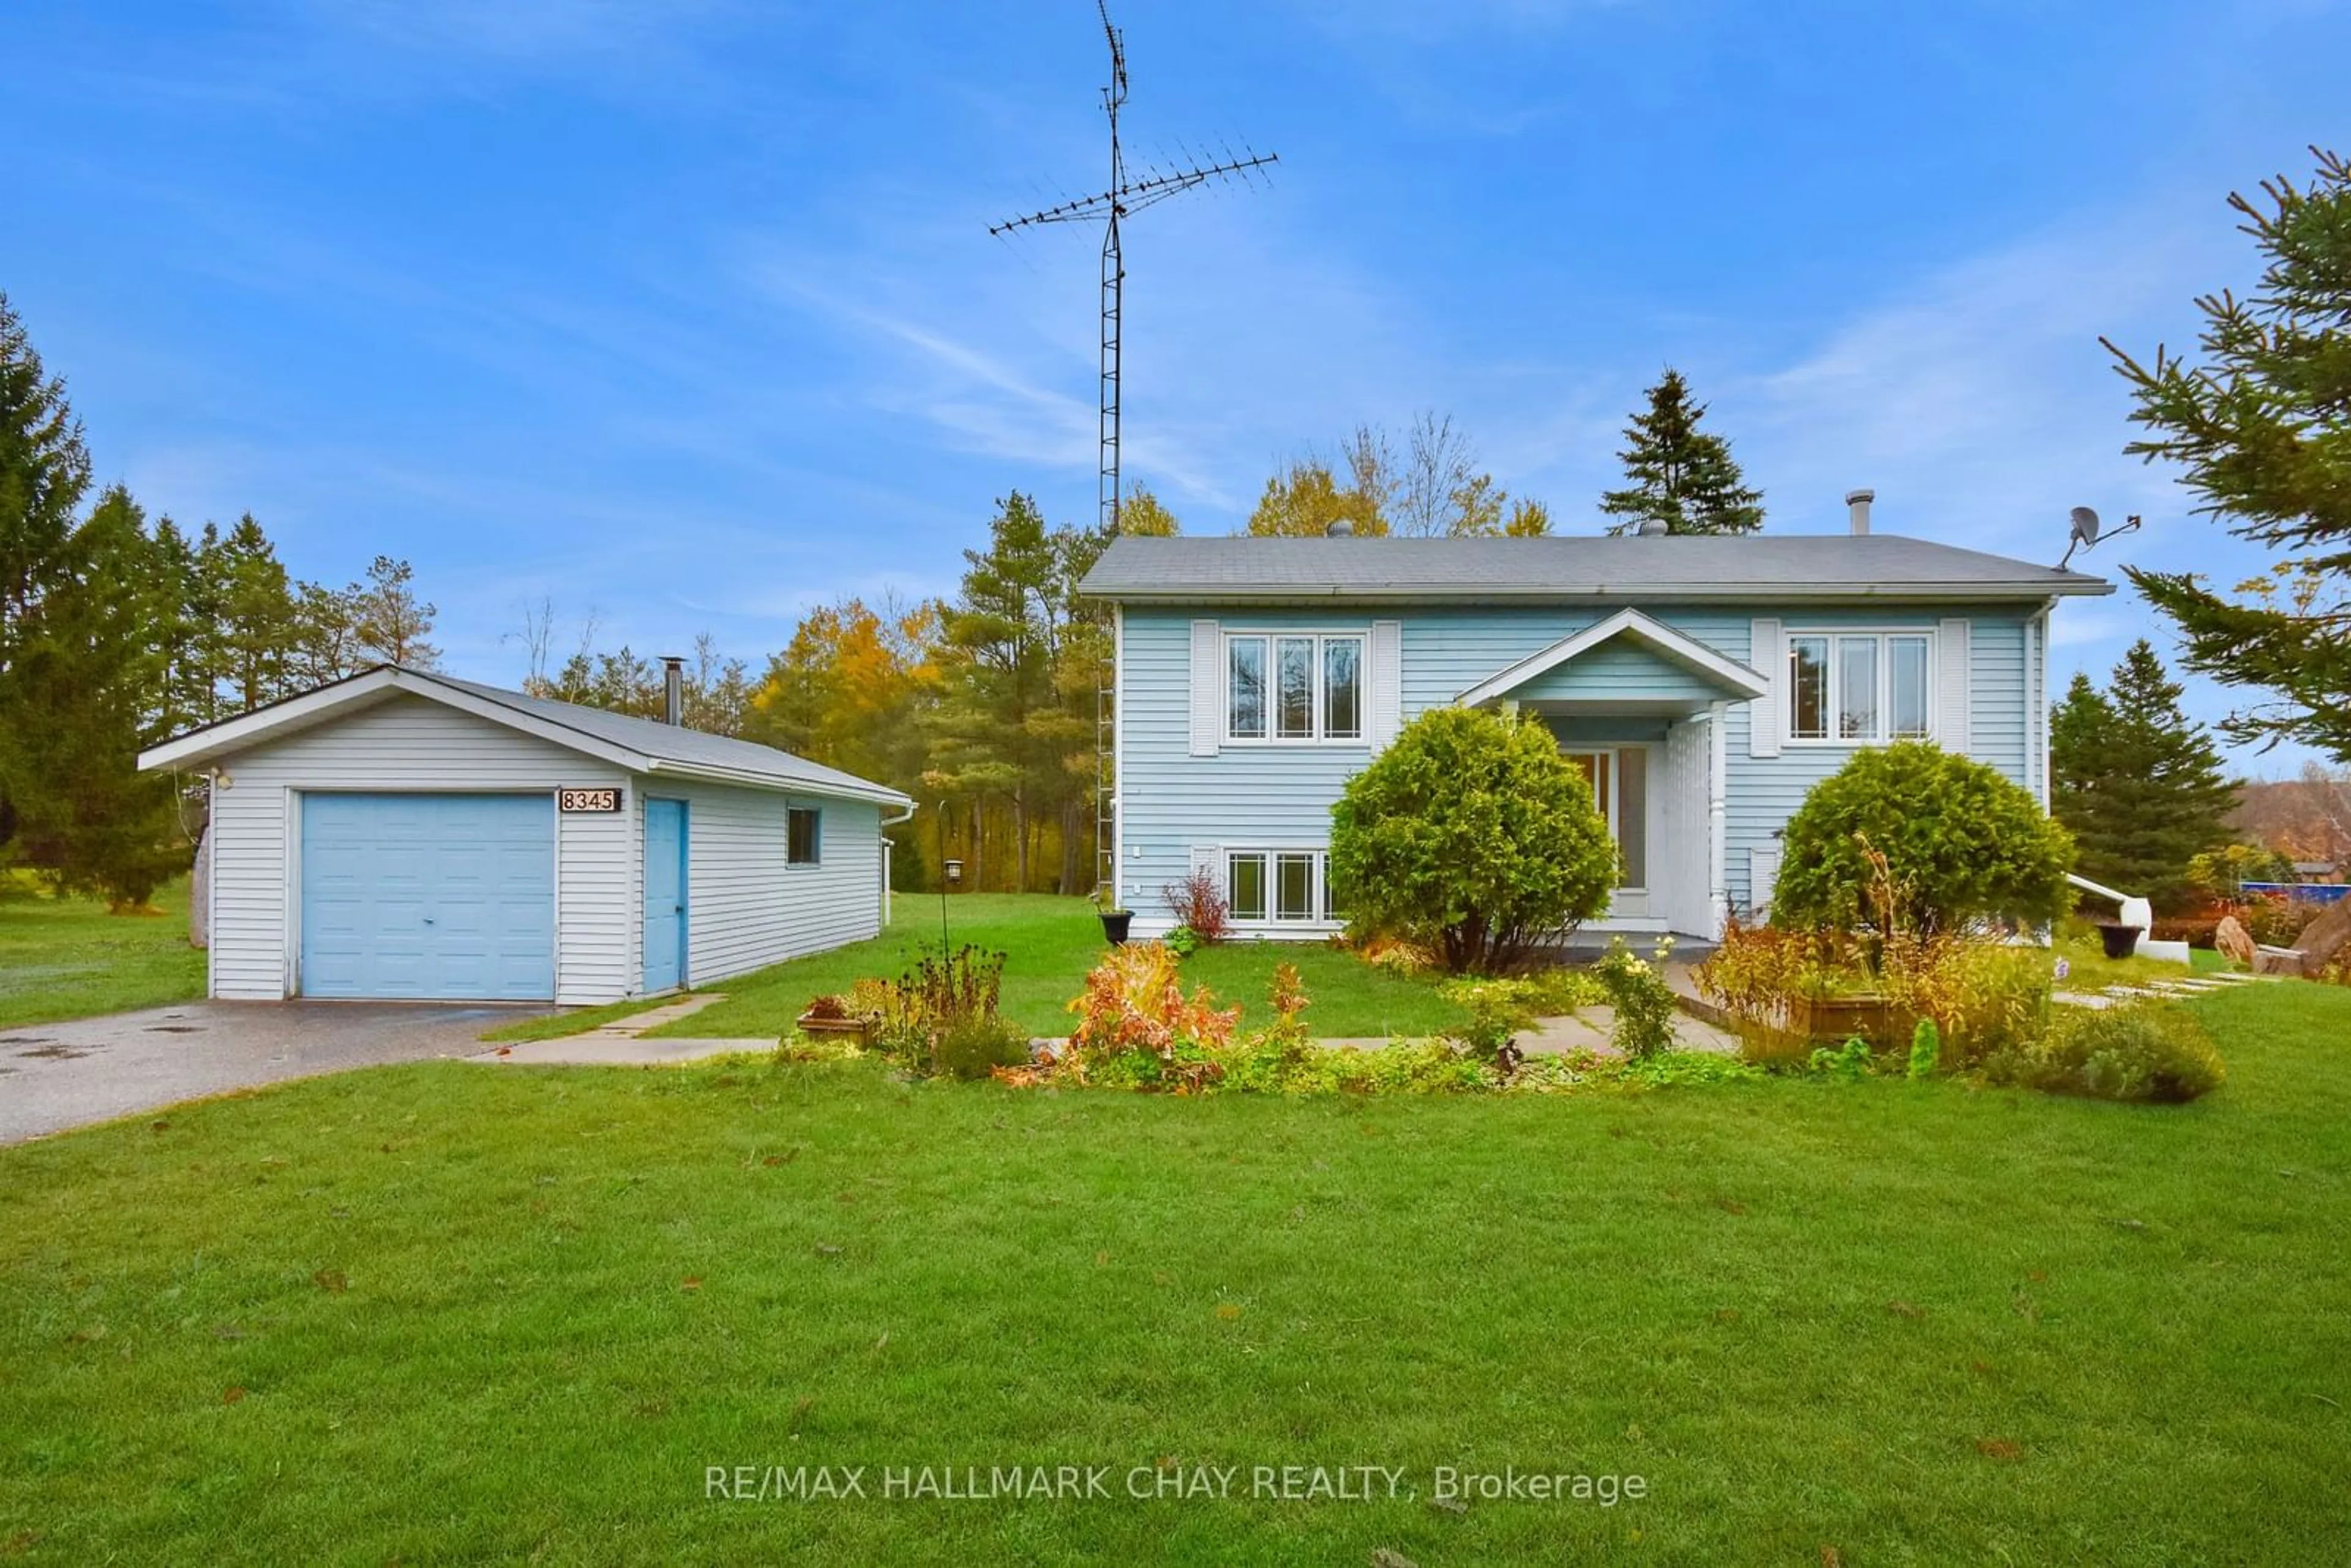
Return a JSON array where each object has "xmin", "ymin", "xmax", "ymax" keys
[{"xmin": 787, "ymin": 807, "xmax": 822, "ymax": 866}]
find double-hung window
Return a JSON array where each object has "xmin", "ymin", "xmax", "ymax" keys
[
  {"xmin": 1226, "ymin": 632, "xmax": 1363, "ymax": 743},
  {"xmin": 1225, "ymin": 849, "xmax": 1344, "ymax": 925},
  {"xmin": 1787, "ymin": 631, "xmax": 1933, "ymax": 743}
]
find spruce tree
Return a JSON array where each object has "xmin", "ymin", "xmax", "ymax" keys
[
  {"xmin": 2050, "ymin": 640, "xmax": 2239, "ymax": 911},
  {"xmin": 0, "ymin": 291, "xmax": 94, "ymax": 867},
  {"xmin": 209, "ymin": 514, "xmax": 301, "ymax": 710},
  {"xmin": 1598, "ymin": 369, "xmax": 1764, "ymax": 536},
  {"xmin": 2106, "ymin": 149, "xmax": 2351, "ymax": 761}
]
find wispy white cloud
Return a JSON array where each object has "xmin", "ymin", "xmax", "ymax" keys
[{"xmin": 1716, "ymin": 192, "xmax": 2301, "ymax": 763}]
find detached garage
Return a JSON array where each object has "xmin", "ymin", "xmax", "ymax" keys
[{"xmin": 138, "ymin": 666, "xmax": 913, "ymax": 1005}]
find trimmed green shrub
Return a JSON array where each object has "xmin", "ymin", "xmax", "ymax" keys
[
  {"xmin": 1329, "ymin": 707, "xmax": 1618, "ymax": 973},
  {"xmin": 1773, "ymin": 742, "xmax": 2074, "ymax": 935},
  {"xmin": 1985, "ymin": 1001, "xmax": 2225, "ymax": 1103}
]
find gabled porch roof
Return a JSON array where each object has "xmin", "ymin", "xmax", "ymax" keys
[{"xmin": 1455, "ymin": 609, "xmax": 1768, "ymax": 711}]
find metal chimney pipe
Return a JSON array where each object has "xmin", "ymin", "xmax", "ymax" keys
[
  {"xmin": 1845, "ymin": 488, "xmax": 1875, "ymax": 536},
  {"xmin": 661, "ymin": 656, "xmax": 684, "ymax": 726}
]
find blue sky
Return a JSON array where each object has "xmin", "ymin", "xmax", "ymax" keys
[{"xmin": 4, "ymin": 1, "xmax": 2346, "ymax": 770}]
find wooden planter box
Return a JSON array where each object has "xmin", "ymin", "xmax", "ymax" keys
[
  {"xmin": 1734, "ymin": 994, "xmax": 1911, "ymax": 1062},
  {"xmin": 795, "ymin": 1012, "xmax": 875, "ymax": 1045},
  {"xmin": 1790, "ymin": 995, "xmax": 1903, "ymax": 1045}
]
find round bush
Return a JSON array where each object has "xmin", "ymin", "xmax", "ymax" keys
[
  {"xmin": 1329, "ymin": 707, "xmax": 1617, "ymax": 972},
  {"xmin": 1990, "ymin": 1001, "xmax": 2225, "ymax": 1103},
  {"xmin": 1772, "ymin": 741, "xmax": 2074, "ymax": 934}
]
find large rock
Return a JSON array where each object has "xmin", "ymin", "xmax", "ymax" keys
[
  {"xmin": 2293, "ymin": 896, "xmax": 2351, "ymax": 973},
  {"xmin": 2255, "ymin": 945, "xmax": 2307, "ymax": 978},
  {"xmin": 2214, "ymin": 913, "xmax": 2255, "ymax": 967}
]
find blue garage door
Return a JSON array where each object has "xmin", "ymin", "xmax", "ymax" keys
[{"xmin": 300, "ymin": 793, "xmax": 556, "ymax": 1000}]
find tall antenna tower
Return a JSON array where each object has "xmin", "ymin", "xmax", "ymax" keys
[
  {"xmin": 989, "ymin": 0, "xmax": 1277, "ymax": 538},
  {"xmin": 991, "ymin": 2, "xmax": 1278, "ymax": 904}
]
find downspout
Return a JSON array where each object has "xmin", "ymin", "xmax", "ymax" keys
[{"xmin": 2036, "ymin": 598, "xmax": 2055, "ymax": 810}]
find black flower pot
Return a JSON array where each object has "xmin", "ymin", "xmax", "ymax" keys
[
  {"xmin": 2094, "ymin": 921, "xmax": 2141, "ymax": 961},
  {"xmin": 1100, "ymin": 911, "xmax": 1133, "ymax": 946}
]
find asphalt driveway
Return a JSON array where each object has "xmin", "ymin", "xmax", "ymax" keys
[{"xmin": 0, "ymin": 1000, "xmax": 557, "ymax": 1144}]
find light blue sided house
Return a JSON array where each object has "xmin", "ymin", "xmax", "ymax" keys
[{"xmin": 1081, "ymin": 501, "xmax": 2112, "ymax": 943}]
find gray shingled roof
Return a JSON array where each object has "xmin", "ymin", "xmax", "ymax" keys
[
  {"xmin": 424, "ymin": 672, "xmax": 912, "ymax": 805},
  {"xmin": 140, "ymin": 664, "xmax": 910, "ymax": 807},
  {"xmin": 1079, "ymin": 534, "xmax": 2113, "ymax": 602}
]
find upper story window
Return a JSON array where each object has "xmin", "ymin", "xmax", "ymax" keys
[
  {"xmin": 1227, "ymin": 632, "xmax": 1364, "ymax": 743},
  {"xmin": 1788, "ymin": 631, "xmax": 1933, "ymax": 743},
  {"xmin": 787, "ymin": 806, "xmax": 822, "ymax": 865}
]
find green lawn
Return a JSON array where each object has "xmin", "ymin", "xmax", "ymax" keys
[
  {"xmin": 0, "ymin": 876, "xmax": 204, "ymax": 1030},
  {"xmin": 2053, "ymin": 933, "xmax": 2232, "ymax": 992},
  {"xmin": 651, "ymin": 893, "xmax": 1468, "ymax": 1042},
  {"xmin": 5, "ymin": 983, "xmax": 2348, "ymax": 1562}
]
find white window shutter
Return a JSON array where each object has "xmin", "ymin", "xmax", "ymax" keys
[
  {"xmin": 1367, "ymin": 620, "xmax": 1403, "ymax": 749},
  {"xmin": 1749, "ymin": 617, "xmax": 1783, "ymax": 758},
  {"xmin": 1749, "ymin": 845, "xmax": 1782, "ymax": 917},
  {"xmin": 1189, "ymin": 844, "xmax": 1218, "ymax": 880},
  {"xmin": 1937, "ymin": 618, "xmax": 1971, "ymax": 754},
  {"xmin": 1188, "ymin": 620, "xmax": 1221, "ymax": 757}
]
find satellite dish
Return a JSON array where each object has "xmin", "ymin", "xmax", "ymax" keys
[{"xmin": 2058, "ymin": 505, "xmax": 2141, "ymax": 569}]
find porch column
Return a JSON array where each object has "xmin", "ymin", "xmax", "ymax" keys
[{"xmin": 1708, "ymin": 700, "xmax": 1729, "ymax": 938}]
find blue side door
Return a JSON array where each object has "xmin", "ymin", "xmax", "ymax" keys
[
  {"xmin": 643, "ymin": 798, "xmax": 688, "ymax": 993},
  {"xmin": 300, "ymin": 793, "xmax": 556, "ymax": 1000}
]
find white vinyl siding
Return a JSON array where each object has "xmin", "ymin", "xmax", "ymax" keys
[
  {"xmin": 662, "ymin": 781, "xmax": 884, "ymax": 986},
  {"xmin": 201, "ymin": 695, "xmax": 631, "ymax": 1005},
  {"xmin": 194, "ymin": 691, "xmax": 890, "ymax": 1005}
]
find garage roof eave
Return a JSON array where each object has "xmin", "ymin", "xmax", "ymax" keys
[
  {"xmin": 640, "ymin": 759, "xmax": 913, "ymax": 809},
  {"xmin": 137, "ymin": 666, "xmax": 913, "ymax": 809}
]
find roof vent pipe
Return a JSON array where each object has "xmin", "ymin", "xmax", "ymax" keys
[
  {"xmin": 1636, "ymin": 515, "xmax": 1670, "ymax": 537},
  {"xmin": 661, "ymin": 656, "xmax": 684, "ymax": 726},
  {"xmin": 1846, "ymin": 488, "xmax": 1875, "ymax": 536},
  {"xmin": 1325, "ymin": 518, "xmax": 1354, "ymax": 538}
]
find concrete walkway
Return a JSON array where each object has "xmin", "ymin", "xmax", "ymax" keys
[
  {"xmin": 2053, "ymin": 970, "xmax": 2276, "ymax": 1010},
  {"xmin": 2, "ymin": 1000, "xmax": 559, "ymax": 1144},
  {"xmin": 471, "ymin": 993, "xmax": 781, "ymax": 1066}
]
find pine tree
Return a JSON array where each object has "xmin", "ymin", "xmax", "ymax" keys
[
  {"xmin": 1598, "ymin": 369, "xmax": 1764, "ymax": 536},
  {"xmin": 2107, "ymin": 149, "xmax": 2351, "ymax": 761},
  {"xmin": 349, "ymin": 555, "xmax": 439, "ymax": 669},
  {"xmin": 6, "ymin": 487, "xmax": 184, "ymax": 907},
  {"xmin": 2051, "ymin": 640, "xmax": 2239, "ymax": 911}
]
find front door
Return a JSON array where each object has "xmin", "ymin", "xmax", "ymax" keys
[
  {"xmin": 643, "ymin": 798, "xmax": 688, "ymax": 993},
  {"xmin": 1565, "ymin": 748, "xmax": 1650, "ymax": 917}
]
